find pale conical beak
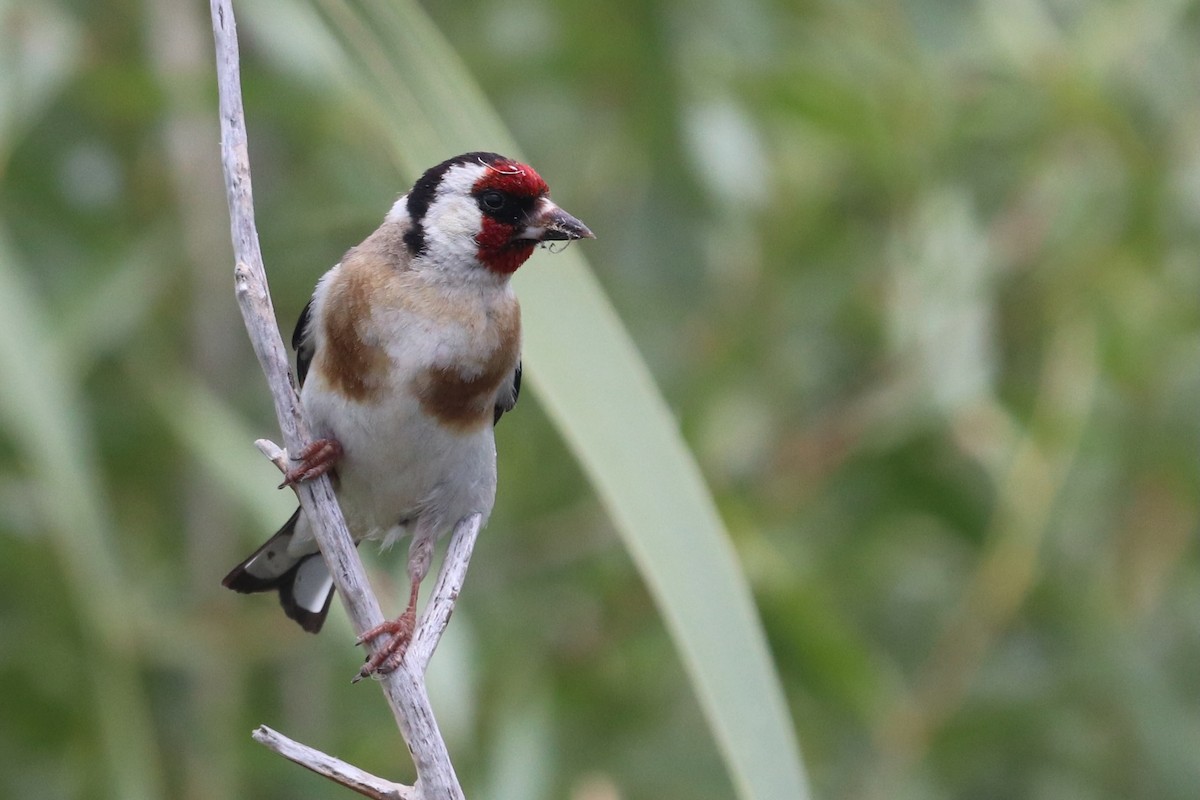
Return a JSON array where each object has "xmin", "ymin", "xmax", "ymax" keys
[{"xmin": 518, "ymin": 199, "xmax": 595, "ymax": 242}]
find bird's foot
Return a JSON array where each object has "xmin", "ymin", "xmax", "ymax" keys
[
  {"xmin": 279, "ymin": 438, "xmax": 343, "ymax": 488},
  {"xmin": 353, "ymin": 608, "xmax": 416, "ymax": 682}
]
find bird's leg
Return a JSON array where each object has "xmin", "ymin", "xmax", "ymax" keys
[
  {"xmin": 354, "ymin": 534, "xmax": 434, "ymax": 680},
  {"xmin": 279, "ymin": 438, "xmax": 343, "ymax": 488},
  {"xmin": 353, "ymin": 581, "xmax": 419, "ymax": 681}
]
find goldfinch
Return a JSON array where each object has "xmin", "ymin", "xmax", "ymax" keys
[{"xmin": 223, "ymin": 152, "xmax": 592, "ymax": 674}]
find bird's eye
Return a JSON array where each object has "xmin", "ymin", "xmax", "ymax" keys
[{"xmin": 479, "ymin": 191, "xmax": 506, "ymax": 211}]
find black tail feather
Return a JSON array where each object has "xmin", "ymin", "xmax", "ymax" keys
[
  {"xmin": 276, "ymin": 555, "xmax": 335, "ymax": 633},
  {"xmin": 222, "ymin": 508, "xmax": 335, "ymax": 634}
]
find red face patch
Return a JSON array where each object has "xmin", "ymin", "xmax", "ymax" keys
[
  {"xmin": 471, "ymin": 159, "xmax": 550, "ymax": 274},
  {"xmin": 473, "ymin": 223, "xmax": 536, "ymax": 274}
]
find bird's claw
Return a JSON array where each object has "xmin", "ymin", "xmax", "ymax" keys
[
  {"xmin": 352, "ymin": 610, "xmax": 416, "ymax": 683},
  {"xmin": 279, "ymin": 438, "xmax": 343, "ymax": 488}
]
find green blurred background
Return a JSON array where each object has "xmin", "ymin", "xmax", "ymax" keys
[{"xmin": 2, "ymin": 0, "xmax": 1199, "ymax": 798}]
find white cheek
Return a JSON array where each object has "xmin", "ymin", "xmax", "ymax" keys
[
  {"xmin": 420, "ymin": 162, "xmax": 491, "ymax": 272},
  {"xmin": 422, "ymin": 198, "xmax": 485, "ymax": 273},
  {"xmin": 434, "ymin": 202, "xmax": 480, "ymax": 242}
]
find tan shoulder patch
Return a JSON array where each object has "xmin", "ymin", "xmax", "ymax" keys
[
  {"xmin": 416, "ymin": 298, "xmax": 521, "ymax": 432},
  {"xmin": 316, "ymin": 258, "xmax": 391, "ymax": 402}
]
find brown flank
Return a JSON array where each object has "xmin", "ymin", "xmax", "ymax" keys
[
  {"xmin": 318, "ymin": 257, "xmax": 390, "ymax": 402},
  {"xmin": 416, "ymin": 309, "xmax": 520, "ymax": 431}
]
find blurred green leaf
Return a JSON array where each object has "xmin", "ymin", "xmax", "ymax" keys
[
  {"xmin": 56, "ymin": 242, "xmax": 168, "ymax": 375},
  {"xmin": 132, "ymin": 360, "xmax": 296, "ymax": 532},
  {"xmin": 0, "ymin": 229, "xmax": 163, "ymax": 800},
  {"xmin": 0, "ymin": 2, "xmax": 79, "ymax": 155}
]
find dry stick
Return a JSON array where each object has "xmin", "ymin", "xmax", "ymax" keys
[
  {"xmin": 253, "ymin": 726, "xmax": 414, "ymax": 800},
  {"xmin": 210, "ymin": 2, "xmax": 472, "ymax": 798}
]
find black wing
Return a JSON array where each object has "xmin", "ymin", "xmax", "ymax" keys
[
  {"xmin": 493, "ymin": 360, "xmax": 522, "ymax": 426},
  {"xmin": 292, "ymin": 299, "xmax": 315, "ymax": 386}
]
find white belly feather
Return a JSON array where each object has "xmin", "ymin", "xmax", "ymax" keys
[{"xmin": 288, "ymin": 368, "xmax": 498, "ymax": 558}]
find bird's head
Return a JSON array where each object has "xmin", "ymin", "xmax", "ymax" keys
[{"xmin": 399, "ymin": 152, "xmax": 593, "ymax": 278}]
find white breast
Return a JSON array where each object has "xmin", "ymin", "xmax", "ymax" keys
[{"xmin": 290, "ymin": 260, "xmax": 516, "ymax": 555}]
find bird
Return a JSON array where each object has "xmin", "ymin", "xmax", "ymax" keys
[{"xmin": 222, "ymin": 151, "xmax": 593, "ymax": 677}]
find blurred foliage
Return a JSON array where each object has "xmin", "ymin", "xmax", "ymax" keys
[{"xmin": 1, "ymin": 0, "xmax": 1199, "ymax": 799}]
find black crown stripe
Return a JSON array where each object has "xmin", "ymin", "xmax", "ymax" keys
[{"xmin": 403, "ymin": 151, "xmax": 507, "ymax": 256}]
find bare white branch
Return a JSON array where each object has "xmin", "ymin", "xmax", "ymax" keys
[
  {"xmin": 211, "ymin": 2, "xmax": 474, "ymax": 798},
  {"xmin": 252, "ymin": 726, "xmax": 414, "ymax": 800},
  {"xmin": 410, "ymin": 514, "xmax": 482, "ymax": 672}
]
